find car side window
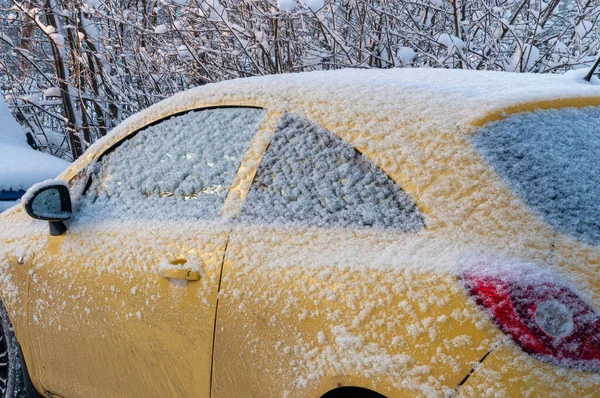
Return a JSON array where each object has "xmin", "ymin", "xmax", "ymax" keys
[
  {"xmin": 77, "ymin": 108, "xmax": 265, "ymax": 221},
  {"xmin": 240, "ymin": 114, "xmax": 424, "ymax": 230}
]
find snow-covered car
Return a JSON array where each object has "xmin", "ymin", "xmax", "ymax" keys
[
  {"xmin": 0, "ymin": 96, "xmax": 69, "ymax": 213},
  {"xmin": 1, "ymin": 69, "xmax": 600, "ymax": 397}
]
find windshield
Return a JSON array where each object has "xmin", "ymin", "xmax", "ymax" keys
[{"xmin": 472, "ymin": 106, "xmax": 600, "ymax": 246}]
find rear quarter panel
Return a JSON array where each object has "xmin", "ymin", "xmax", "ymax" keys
[{"xmin": 212, "ymin": 226, "xmax": 502, "ymax": 397}]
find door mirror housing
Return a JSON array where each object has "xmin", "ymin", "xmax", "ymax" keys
[{"xmin": 22, "ymin": 180, "xmax": 72, "ymax": 236}]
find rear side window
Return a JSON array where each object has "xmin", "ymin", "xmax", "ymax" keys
[
  {"xmin": 240, "ymin": 114, "xmax": 424, "ymax": 230},
  {"xmin": 78, "ymin": 108, "xmax": 265, "ymax": 221},
  {"xmin": 472, "ymin": 106, "xmax": 600, "ymax": 245}
]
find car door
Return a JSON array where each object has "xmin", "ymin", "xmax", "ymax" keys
[
  {"xmin": 27, "ymin": 107, "xmax": 266, "ymax": 397},
  {"xmin": 211, "ymin": 114, "xmax": 497, "ymax": 397}
]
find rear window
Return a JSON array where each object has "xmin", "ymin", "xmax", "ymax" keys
[{"xmin": 472, "ymin": 106, "xmax": 600, "ymax": 246}]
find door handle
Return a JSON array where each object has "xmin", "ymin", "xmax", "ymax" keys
[{"xmin": 160, "ymin": 258, "xmax": 201, "ymax": 281}]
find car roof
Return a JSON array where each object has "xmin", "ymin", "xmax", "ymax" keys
[{"xmin": 62, "ymin": 68, "xmax": 600, "ymax": 180}]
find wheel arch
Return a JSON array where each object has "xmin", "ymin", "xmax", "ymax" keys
[{"xmin": 321, "ymin": 386, "xmax": 387, "ymax": 398}]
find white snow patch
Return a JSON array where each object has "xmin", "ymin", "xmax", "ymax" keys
[
  {"xmin": 0, "ymin": 93, "xmax": 27, "ymax": 147},
  {"xmin": 302, "ymin": 0, "xmax": 324, "ymax": 12},
  {"xmin": 277, "ymin": 0, "xmax": 296, "ymax": 12},
  {"xmin": 0, "ymin": 145, "xmax": 69, "ymax": 192},
  {"xmin": 397, "ymin": 47, "xmax": 416, "ymax": 65},
  {"xmin": 575, "ymin": 20, "xmax": 593, "ymax": 38},
  {"xmin": 507, "ymin": 44, "xmax": 540, "ymax": 72},
  {"xmin": 43, "ymin": 87, "xmax": 61, "ymax": 97},
  {"xmin": 154, "ymin": 24, "xmax": 168, "ymax": 34},
  {"xmin": 0, "ymin": 93, "xmax": 69, "ymax": 193},
  {"xmin": 437, "ymin": 33, "xmax": 465, "ymax": 51},
  {"xmin": 564, "ymin": 69, "xmax": 600, "ymax": 85}
]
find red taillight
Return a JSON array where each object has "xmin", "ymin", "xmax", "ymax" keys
[{"xmin": 463, "ymin": 270, "xmax": 600, "ymax": 371}]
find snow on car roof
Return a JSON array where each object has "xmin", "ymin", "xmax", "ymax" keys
[{"xmin": 63, "ymin": 68, "xmax": 600, "ymax": 179}]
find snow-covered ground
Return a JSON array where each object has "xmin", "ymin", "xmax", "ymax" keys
[{"xmin": 0, "ymin": 94, "xmax": 69, "ymax": 212}]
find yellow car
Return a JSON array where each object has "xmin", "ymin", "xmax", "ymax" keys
[{"xmin": 1, "ymin": 69, "xmax": 600, "ymax": 398}]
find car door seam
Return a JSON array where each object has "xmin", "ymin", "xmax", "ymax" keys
[
  {"xmin": 449, "ymin": 337, "xmax": 509, "ymax": 397},
  {"xmin": 209, "ymin": 226, "xmax": 234, "ymax": 398}
]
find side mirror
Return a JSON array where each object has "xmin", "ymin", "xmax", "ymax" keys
[{"xmin": 22, "ymin": 180, "xmax": 72, "ymax": 236}]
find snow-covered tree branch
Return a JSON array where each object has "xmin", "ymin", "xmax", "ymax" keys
[{"xmin": 0, "ymin": 0, "xmax": 598, "ymax": 159}]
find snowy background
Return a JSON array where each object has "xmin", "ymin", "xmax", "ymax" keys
[
  {"xmin": 0, "ymin": 93, "xmax": 68, "ymax": 211},
  {"xmin": 0, "ymin": 0, "xmax": 598, "ymax": 163}
]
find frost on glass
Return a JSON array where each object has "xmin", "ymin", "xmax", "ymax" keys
[
  {"xmin": 79, "ymin": 108, "xmax": 265, "ymax": 221},
  {"xmin": 472, "ymin": 106, "xmax": 600, "ymax": 246},
  {"xmin": 30, "ymin": 188, "xmax": 64, "ymax": 219},
  {"xmin": 240, "ymin": 114, "xmax": 424, "ymax": 230}
]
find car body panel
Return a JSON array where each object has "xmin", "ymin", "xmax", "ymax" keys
[
  {"xmin": 0, "ymin": 207, "xmax": 46, "ymax": 393},
  {"xmin": 212, "ymin": 226, "xmax": 499, "ymax": 397},
  {"xmin": 0, "ymin": 69, "xmax": 599, "ymax": 396},
  {"xmin": 26, "ymin": 222, "xmax": 227, "ymax": 397},
  {"xmin": 20, "ymin": 110, "xmax": 282, "ymax": 397},
  {"xmin": 552, "ymin": 236, "xmax": 600, "ymax": 316}
]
